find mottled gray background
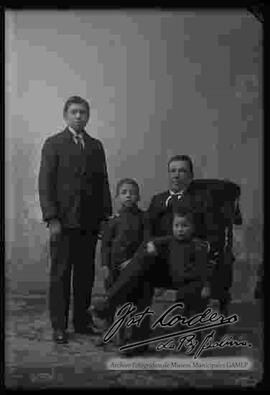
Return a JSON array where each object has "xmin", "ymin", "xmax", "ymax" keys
[{"xmin": 5, "ymin": 10, "xmax": 262, "ymax": 301}]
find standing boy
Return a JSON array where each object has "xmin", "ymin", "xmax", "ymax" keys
[{"xmin": 38, "ymin": 96, "xmax": 112, "ymax": 343}]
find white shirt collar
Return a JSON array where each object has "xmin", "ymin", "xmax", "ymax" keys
[
  {"xmin": 68, "ymin": 126, "xmax": 83, "ymax": 137},
  {"xmin": 68, "ymin": 126, "xmax": 85, "ymax": 148},
  {"xmin": 165, "ymin": 189, "xmax": 185, "ymax": 207},
  {"xmin": 169, "ymin": 189, "xmax": 185, "ymax": 196}
]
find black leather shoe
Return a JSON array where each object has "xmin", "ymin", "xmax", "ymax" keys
[{"xmin": 53, "ymin": 330, "xmax": 68, "ymax": 344}]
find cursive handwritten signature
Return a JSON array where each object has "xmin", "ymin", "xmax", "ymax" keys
[
  {"xmin": 155, "ymin": 330, "xmax": 253, "ymax": 358},
  {"xmin": 100, "ymin": 302, "xmax": 252, "ymax": 357}
]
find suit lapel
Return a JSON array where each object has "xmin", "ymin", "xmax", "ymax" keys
[
  {"xmin": 61, "ymin": 128, "xmax": 88, "ymax": 171},
  {"xmin": 83, "ymin": 132, "xmax": 97, "ymax": 171},
  {"xmin": 159, "ymin": 191, "xmax": 170, "ymax": 212},
  {"xmin": 62, "ymin": 127, "xmax": 81, "ymax": 155}
]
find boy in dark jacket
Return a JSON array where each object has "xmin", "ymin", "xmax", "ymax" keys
[
  {"xmin": 100, "ymin": 178, "xmax": 145, "ymax": 345},
  {"xmin": 146, "ymin": 207, "xmax": 212, "ymax": 316}
]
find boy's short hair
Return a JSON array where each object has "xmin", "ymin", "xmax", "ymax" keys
[
  {"xmin": 115, "ymin": 178, "xmax": 140, "ymax": 198},
  {"xmin": 168, "ymin": 155, "xmax": 194, "ymax": 176},
  {"xmin": 63, "ymin": 96, "xmax": 90, "ymax": 117},
  {"xmin": 173, "ymin": 207, "xmax": 195, "ymax": 225}
]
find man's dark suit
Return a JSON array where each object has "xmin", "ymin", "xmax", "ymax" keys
[
  {"xmin": 145, "ymin": 181, "xmax": 212, "ymax": 241},
  {"xmin": 39, "ymin": 127, "xmax": 112, "ymax": 331}
]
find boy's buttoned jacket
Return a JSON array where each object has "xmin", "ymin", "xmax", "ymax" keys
[{"xmin": 101, "ymin": 206, "xmax": 145, "ymax": 270}]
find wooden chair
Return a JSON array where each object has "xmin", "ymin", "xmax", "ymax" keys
[{"xmin": 191, "ymin": 179, "xmax": 242, "ymax": 315}]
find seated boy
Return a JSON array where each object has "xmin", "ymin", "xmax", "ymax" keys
[{"xmin": 146, "ymin": 207, "xmax": 212, "ymax": 319}]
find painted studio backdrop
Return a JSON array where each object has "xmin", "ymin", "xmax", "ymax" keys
[{"xmin": 5, "ymin": 10, "xmax": 262, "ymax": 300}]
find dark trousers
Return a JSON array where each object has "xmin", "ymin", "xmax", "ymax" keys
[
  {"xmin": 105, "ymin": 244, "xmax": 213, "ymax": 344},
  {"xmin": 105, "ymin": 244, "xmax": 173, "ymax": 342},
  {"xmin": 104, "ymin": 268, "xmax": 126, "ymax": 343},
  {"xmin": 105, "ymin": 265, "xmax": 154, "ymax": 343},
  {"xmin": 175, "ymin": 281, "xmax": 209, "ymax": 343},
  {"xmin": 49, "ymin": 228, "xmax": 97, "ymax": 331}
]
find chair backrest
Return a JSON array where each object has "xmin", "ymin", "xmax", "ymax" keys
[{"xmin": 192, "ymin": 179, "xmax": 242, "ymax": 251}]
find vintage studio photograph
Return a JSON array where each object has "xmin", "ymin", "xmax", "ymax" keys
[{"xmin": 4, "ymin": 7, "xmax": 263, "ymax": 389}]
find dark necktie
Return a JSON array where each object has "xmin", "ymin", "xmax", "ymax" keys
[
  {"xmin": 171, "ymin": 194, "xmax": 181, "ymax": 212},
  {"xmin": 74, "ymin": 134, "xmax": 84, "ymax": 152}
]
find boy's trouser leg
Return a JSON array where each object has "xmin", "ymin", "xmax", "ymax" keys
[
  {"xmin": 176, "ymin": 281, "xmax": 208, "ymax": 345},
  {"xmin": 49, "ymin": 230, "xmax": 72, "ymax": 331},
  {"xmin": 186, "ymin": 295, "xmax": 209, "ymax": 345},
  {"xmin": 49, "ymin": 228, "xmax": 97, "ymax": 331},
  {"xmin": 106, "ymin": 245, "xmax": 156, "ymax": 310},
  {"xmin": 72, "ymin": 230, "xmax": 97, "ymax": 329},
  {"xmin": 128, "ymin": 280, "xmax": 155, "ymax": 344}
]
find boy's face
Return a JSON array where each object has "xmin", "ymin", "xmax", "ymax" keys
[
  {"xmin": 118, "ymin": 183, "xmax": 139, "ymax": 208},
  {"xmin": 64, "ymin": 103, "xmax": 89, "ymax": 133},
  {"xmin": 173, "ymin": 215, "xmax": 194, "ymax": 241}
]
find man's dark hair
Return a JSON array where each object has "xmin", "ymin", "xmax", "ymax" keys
[
  {"xmin": 63, "ymin": 96, "xmax": 90, "ymax": 117},
  {"xmin": 168, "ymin": 155, "xmax": 194, "ymax": 176},
  {"xmin": 116, "ymin": 178, "xmax": 140, "ymax": 198},
  {"xmin": 173, "ymin": 206, "xmax": 195, "ymax": 225}
]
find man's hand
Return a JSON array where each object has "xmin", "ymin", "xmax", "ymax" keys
[
  {"xmin": 48, "ymin": 219, "xmax": 61, "ymax": 240},
  {"xmin": 146, "ymin": 241, "xmax": 157, "ymax": 255},
  {"xmin": 201, "ymin": 285, "xmax": 211, "ymax": 299}
]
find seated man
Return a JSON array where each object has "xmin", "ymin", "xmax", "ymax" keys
[
  {"xmin": 143, "ymin": 154, "xmax": 214, "ymax": 290},
  {"xmin": 145, "ymin": 155, "xmax": 241, "ymax": 312}
]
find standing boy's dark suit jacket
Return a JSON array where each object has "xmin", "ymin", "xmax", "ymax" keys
[{"xmin": 38, "ymin": 127, "xmax": 112, "ymax": 231}]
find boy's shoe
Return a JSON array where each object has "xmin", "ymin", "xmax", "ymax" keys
[
  {"xmin": 53, "ymin": 329, "xmax": 68, "ymax": 344},
  {"xmin": 91, "ymin": 297, "xmax": 111, "ymax": 320}
]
